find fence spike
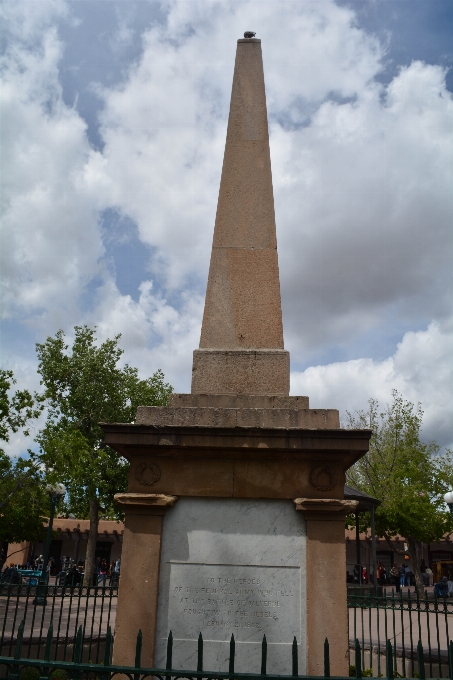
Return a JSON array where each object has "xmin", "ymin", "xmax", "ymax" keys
[
  {"xmin": 354, "ymin": 638, "xmax": 362, "ymax": 679},
  {"xmin": 324, "ymin": 638, "xmax": 330, "ymax": 678},
  {"xmin": 73, "ymin": 625, "xmax": 83, "ymax": 664},
  {"xmin": 44, "ymin": 621, "xmax": 54, "ymax": 662},
  {"xmin": 229, "ymin": 634, "xmax": 235, "ymax": 674},
  {"xmin": 14, "ymin": 620, "xmax": 25, "ymax": 660},
  {"xmin": 417, "ymin": 640, "xmax": 426, "ymax": 680},
  {"xmin": 197, "ymin": 632, "xmax": 203, "ymax": 672},
  {"xmin": 292, "ymin": 637, "xmax": 298, "ymax": 677},
  {"xmin": 103, "ymin": 625, "xmax": 113, "ymax": 667},
  {"xmin": 166, "ymin": 630, "xmax": 173, "ymax": 671},
  {"xmin": 386, "ymin": 639, "xmax": 394, "ymax": 680},
  {"xmin": 261, "ymin": 634, "xmax": 267, "ymax": 675},
  {"xmin": 135, "ymin": 629, "xmax": 143, "ymax": 668}
]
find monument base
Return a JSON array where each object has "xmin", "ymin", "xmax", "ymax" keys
[
  {"xmin": 191, "ymin": 349, "xmax": 290, "ymax": 395},
  {"xmin": 102, "ymin": 401, "xmax": 370, "ymax": 675}
]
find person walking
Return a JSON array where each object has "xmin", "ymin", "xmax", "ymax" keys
[
  {"xmin": 97, "ymin": 559, "xmax": 107, "ymax": 586},
  {"xmin": 406, "ymin": 564, "xmax": 413, "ymax": 587},
  {"xmin": 376, "ymin": 561, "xmax": 383, "ymax": 585},
  {"xmin": 390, "ymin": 563, "xmax": 401, "ymax": 593}
]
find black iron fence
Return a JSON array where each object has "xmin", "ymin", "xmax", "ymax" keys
[
  {"xmin": 0, "ymin": 585, "xmax": 117, "ymax": 663},
  {"xmin": 348, "ymin": 588, "xmax": 453, "ymax": 678},
  {"xmin": 1, "ymin": 620, "xmax": 441, "ymax": 680},
  {"xmin": 2, "ymin": 585, "xmax": 453, "ymax": 677}
]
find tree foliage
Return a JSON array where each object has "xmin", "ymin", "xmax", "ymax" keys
[
  {"xmin": 0, "ymin": 369, "xmax": 47, "ymax": 546},
  {"xmin": 0, "ymin": 452, "xmax": 48, "ymax": 545},
  {"xmin": 35, "ymin": 326, "xmax": 173, "ymax": 583},
  {"xmin": 346, "ymin": 390, "xmax": 453, "ymax": 595},
  {"xmin": 0, "ymin": 369, "xmax": 43, "ymax": 451}
]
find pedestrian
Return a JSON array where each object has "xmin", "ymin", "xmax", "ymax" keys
[
  {"xmin": 97, "ymin": 559, "xmax": 107, "ymax": 586},
  {"xmin": 390, "ymin": 563, "xmax": 400, "ymax": 593},
  {"xmin": 406, "ymin": 564, "xmax": 412, "ymax": 586},
  {"xmin": 446, "ymin": 567, "xmax": 453, "ymax": 596},
  {"xmin": 376, "ymin": 561, "xmax": 383, "ymax": 585}
]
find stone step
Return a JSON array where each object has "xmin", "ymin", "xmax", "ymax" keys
[{"xmin": 135, "ymin": 405, "xmax": 339, "ymax": 429}]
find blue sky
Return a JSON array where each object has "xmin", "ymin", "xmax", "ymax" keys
[{"xmin": 1, "ymin": 0, "xmax": 452, "ymax": 453}]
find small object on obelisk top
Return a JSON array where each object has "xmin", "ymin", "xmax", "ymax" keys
[{"xmin": 192, "ymin": 36, "xmax": 290, "ymax": 396}]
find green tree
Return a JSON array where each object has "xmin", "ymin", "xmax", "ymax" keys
[
  {"xmin": 0, "ymin": 370, "xmax": 47, "ymax": 553},
  {"xmin": 346, "ymin": 390, "xmax": 453, "ymax": 597},
  {"xmin": 0, "ymin": 452, "xmax": 48, "ymax": 547},
  {"xmin": 35, "ymin": 326, "xmax": 173, "ymax": 585},
  {"xmin": 0, "ymin": 369, "xmax": 43, "ymax": 453}
]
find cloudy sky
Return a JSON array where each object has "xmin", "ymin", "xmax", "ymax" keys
[{"xmin": 1, "ymin": 0, "xmax": 452, "ymax": 455}]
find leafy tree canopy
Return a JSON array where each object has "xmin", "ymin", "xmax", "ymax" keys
[
  {"xmin": 0, "ymin": 451, "xmax": 48, "ymax": 545},
  {"xmin": 0, "ymin": 369, "xmax": 46, "ymax": 546},
  {"xmin": 346, "ymin": 390, "xmax": 453, "ymax": 595},
  {"xmin": 34, "ymin": 326, "xmax": 173, "ymax": 583}
]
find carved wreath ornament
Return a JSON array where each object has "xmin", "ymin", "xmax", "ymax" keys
[
  {"xmin": 309, "ymin": 465, "xmax": 337, "ymax": 491},
  {"xmin": 135, "ymin": 462, "xmax": 161, "ymax": 486}
]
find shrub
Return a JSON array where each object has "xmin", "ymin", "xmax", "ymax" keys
[
  {"xmin": 19, "ymin": 667, "xmax": 40, "ymax": 680},
  {"xmin": 49, "ymin": 669, "xmax": 69, "ymax": 680}
]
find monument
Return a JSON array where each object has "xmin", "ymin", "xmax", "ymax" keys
[{"xmin": 102, "ymin": 35, "xmax": 371, "ymax": 676}]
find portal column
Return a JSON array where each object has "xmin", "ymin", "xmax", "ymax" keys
[
  {"xmin": 112, "ymin": 494, "xmax": 178, "ymax": 667},
  {"xmin": 294, "ymin": 499, "xmax": 358, "ymax": 676}
]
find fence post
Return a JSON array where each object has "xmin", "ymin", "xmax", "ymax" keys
[
  {"xmin": 229, "ymin": 634, "xmax": 235, "ymax": 674},
  {"xmin": 103, "ymin": 626, "xmax": 112, "ymax": 666},
  {"xmin": 355, "ymin": 638, "xmax": 362, "ymax": 679},
  {"xmin": 417, "ymin": 640, "xmax": 426, "ymax": 680},
  {"xmin": 323, "ymin": 638, "xmax": 330, "ymax": 678},
  {"xmin": 166, "ymin": 631, "xmax": 173, "ymax": 671},
  {"xmin": 197, "ymin": 632, "xmax": 203, "ymax": 672},
  {"xmin": 386, "ymin": 639, "xmax": 394, "ymax": 680},
  {"xmin": 261, "ymin": 634, "xmax": 267, "ymax": 675},
  {"xmin": 449, "ymin": 639, "xmax": 453, "ymax": 680},
  {"xmin": 44, "ymin": 622, "xmax": 53, "ymax": 662},
  {"xmin": 292, "ymin": 637, "xmax": 298, "ymax": 677},
  {"xmin": 13, "ymin": 621, "xmax": 25, "ymax": 661},
  {"xmin": 134, "ymin": 630, "xmax": 142, "ymax": 680},
  {"xmin": 73, "ymin": 626, "xmax": 83, "ymax": 664}
]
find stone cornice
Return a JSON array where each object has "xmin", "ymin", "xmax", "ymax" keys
[{"xmin": 114, "ymin": 493, "xmax": 178, "ymax": 508}]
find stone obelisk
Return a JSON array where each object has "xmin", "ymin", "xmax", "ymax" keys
[
  {"xmin": 192, "ymin": 37, "xmax": 289, "ymax": 396},
  {"xmin": 103, "ymin": 35, "xmax": 371, "ymax": 678}
]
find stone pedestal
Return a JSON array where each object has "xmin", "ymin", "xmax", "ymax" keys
[{"xmin": 102, "ymin": 394, "xmax": 370, "ymax": 674}]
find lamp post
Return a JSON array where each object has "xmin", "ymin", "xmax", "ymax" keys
[
  {"xmin": 33, "ymin": 483, "xmax": 66, "ymax": 606},
  {"xmin": 444, "ymin": 491, "xmax": 453, "ymax": 516}
]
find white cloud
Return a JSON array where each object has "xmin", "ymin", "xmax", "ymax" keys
[
  {"xmin": 0, "ymin": 0, "xmax": 452, "ymax": 455},
  {"xmin": 274, "ymin": 60, "xmax": 453, "ymax": 359},
  {"xmin": 291, "ymin": 319, "xmax": 453, "ymax": 449},
  {"xmin": 0, "ymin": 0, "xmax": 108, "ymax": 329},
  {"xmin": 87, "ymin": 279, "xmax": 204, "ymax": 391}
]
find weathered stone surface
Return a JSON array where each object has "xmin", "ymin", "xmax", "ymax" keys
[
  {"xmin": 154, "ymin": 498, "xmax": 306, "ymax": 675},
  {"xmin": 169, "ymin": 394, "xmax": 310, "ymax": 409},
  {"xmin": 195, "ymin": 38, "xmax": 288, "ymax": 394},
  {"xmin": 135, "ymin": 406, "xmax": 339, "ymax": 429},
  {"xmin": 191, "ymin": 349, "xmax": 289, "ymax": 395}
]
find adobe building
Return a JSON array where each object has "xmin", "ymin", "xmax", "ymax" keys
[
  {"xmin": 101, "ymin": 35, "xmax": 371, "ymax": 675},
  {"xmin": 4, "ymin": 518, "xmax": 123, "ymax": 569}
]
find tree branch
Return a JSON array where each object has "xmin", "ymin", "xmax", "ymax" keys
[{"xmin": 383, "ymin": 530, "xmax": 406, "ymax": 556}]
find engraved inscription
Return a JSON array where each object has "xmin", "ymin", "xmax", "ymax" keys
[{"xmin": 165, "ymin": 564, "xmax": 300, "ymax": 642}]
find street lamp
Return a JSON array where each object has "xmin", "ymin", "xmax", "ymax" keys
[
  {"xmin": 33, "ymin": 483, "xmax": 66, "ymax": 606},
  {"xmin": 444, "ymin": 491, "xmax": 453, "ymax": 516}
]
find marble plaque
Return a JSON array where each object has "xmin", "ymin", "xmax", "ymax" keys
[{"xmin": 155, "ymin": 498, "xmax": 306, "ymax": 675}]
